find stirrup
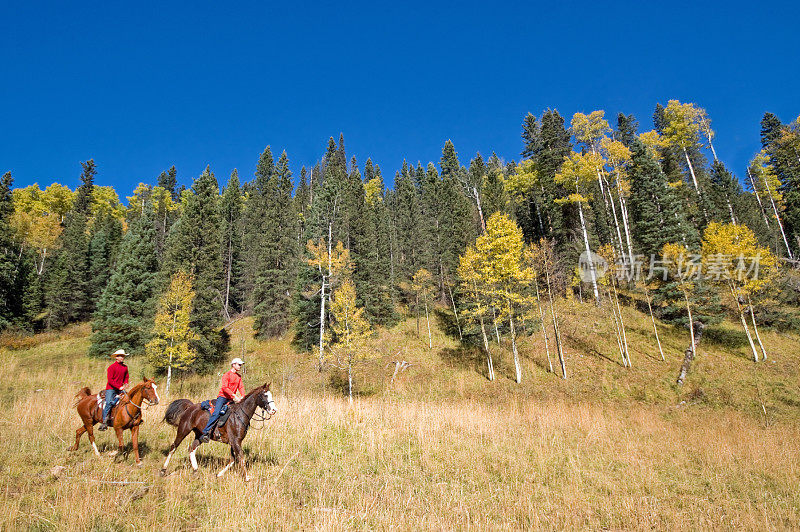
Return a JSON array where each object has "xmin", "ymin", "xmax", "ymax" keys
[{"xmin": 98, "ymin": 423, "xmax": 107, "ymax": 431}]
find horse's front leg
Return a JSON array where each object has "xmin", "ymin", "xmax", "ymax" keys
[
  {"xmin": 109, "ymin": 426, "xmax": 124, "ymax": 459},
  {"xmin": 216, "ymin": 447, "xmax": 235, "ymax": 478},
  {"xmin": 131, "ymin": 424, "xmax": 142, "ymax": 466},
  {"xmin": 232, "ymin": 441, "xmax": 250, "ymax": 482}
]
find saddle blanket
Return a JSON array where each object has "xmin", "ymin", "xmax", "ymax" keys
[{"xmin": 96, "ymin": 392, "xmax": 121, "ymax": 410}]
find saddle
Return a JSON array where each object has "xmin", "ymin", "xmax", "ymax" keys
[{"xmin": 200, "ymin": 400, "xmax": 233, "ymax": 427}]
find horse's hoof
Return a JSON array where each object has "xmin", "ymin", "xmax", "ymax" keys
[
  {"xmin": 159, "ymin": 469, "xmax": 167, "ymax": 477},
  {"xmin": 107, "ymin": 450, "xmax": 118, "ymax": 457},
  {"xmin": 135, "ymin": 461, "xmax": 143, "ymax": 467}
]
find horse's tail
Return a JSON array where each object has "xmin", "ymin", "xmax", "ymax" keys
[
  {"xmin": 164, "ymin": 399, "xmax": 194, "ymax": 427},
  {"xmin": 73, "ymin": 386, "xmax": 92, "ymax": 406}
]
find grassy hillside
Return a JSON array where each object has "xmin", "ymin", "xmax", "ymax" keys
[{"xmin": 1, "ymin": 304, "xmax": 800, "ymax": 529}]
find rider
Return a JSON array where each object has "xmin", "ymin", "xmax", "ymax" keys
[
  {"xmin": 98, "ymin": 349, "xmax": 129, "ymax": 431},
  {"xmin": 200, "ymin": 358, "xmax": 245, "ymax": 443}
]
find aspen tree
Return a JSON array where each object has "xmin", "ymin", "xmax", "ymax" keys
[
  {"xmin": 329, "ymin": 277, "xmax": 371, "ymax": 404},
  {"xmin": 662, "ymin": 243, "xmax": 699, "ymax": 385},
  {"xmin": 554, "ymin": 152, "xmax": 603, "ymax": 305},
  {"xmin": 475, "ymin": 213, "xmax": 532, "ymax": 383},
  {"xmin": 528, "ymin": 239, "xmax": 566, "ymax": 378},
  {"xmin": 457, "ymin": 246, "xmax": 495, "ymax": 380},
  {"xmin": 146, "ymin": 271, "xmax": 197, "ymax": 394},
  {"xmin": 701, "ymin": 222, "xmax": 778, "ymax": 362},
  {"xmin": 307, "ymin": 237, "xmax": 349, "ymax": 371},
  {"xmin": 750, "ymin": 152, "xmax": 793, "ymax": 260}
]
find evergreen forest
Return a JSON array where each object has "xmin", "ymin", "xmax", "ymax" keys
[{"xmin": 2, "ymin": 101, "xmax": 800, "ymax": 386}]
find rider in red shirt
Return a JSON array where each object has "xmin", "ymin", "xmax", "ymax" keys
[
  {"xmin": 200, "ymin": 358, "xmax": 244, "ymax": 443},
  {"xmin": 99, "ymin": 349, "xmax": 129, "ymax": 430}
]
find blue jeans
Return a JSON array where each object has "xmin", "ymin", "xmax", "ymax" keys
[
  {"xmin": 103, "ymin": 389, "xmax": 120, "ymax": 423},
  {"xmin": 201, "ymin": 397, "xmax": 229, "ymax": 436}
]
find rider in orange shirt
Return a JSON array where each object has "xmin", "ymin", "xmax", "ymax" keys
[{"xmin": 200, "ymin": 358, "xmax": 244, "ymax": 443}]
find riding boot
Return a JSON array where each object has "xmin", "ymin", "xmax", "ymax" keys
[{"xmin": 98, "ymin": 423, "xmax": 107, "ymax": 431}]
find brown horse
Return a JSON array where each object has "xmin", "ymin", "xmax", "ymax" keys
[
  {"xmin": 71, "ymin": 378, "xmax": 160, "ymax": 465},
  {"xmin": 161, "ymin": 383, "xmax": 276, "ymax": 481}
]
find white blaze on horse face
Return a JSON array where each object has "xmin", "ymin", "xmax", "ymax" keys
[
  {"xmin": 265, "ymin": 390, "xmax": 277, "ymax": 415},
  {"xmin": 189, "ymin": 448, "xmax": 198, "ymax": 470},
  {"xmin": 152, "ymin": 383, "xmax": 160, "ymax": 405}
]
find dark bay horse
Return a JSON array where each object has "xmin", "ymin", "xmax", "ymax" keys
[
  {"xmin": 71, "ymin": 378, "xmax": 160, "ymax": 465},
  {"xmin": 161, "ymin": 383, "xmax": 276, "ymax": 481}
]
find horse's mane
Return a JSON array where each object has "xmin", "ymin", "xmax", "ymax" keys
[
  {"xmin": 125, "ymin": 380, "xmax": 149, "ymax": 398},
  {"xmin": 242, "ymin": 384, "xmax": 266, "ymax": 401}
]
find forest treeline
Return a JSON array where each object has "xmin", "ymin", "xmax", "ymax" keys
[{"xmin": 1, "ymin": 101, "xmax": 799, "ymax": 384}]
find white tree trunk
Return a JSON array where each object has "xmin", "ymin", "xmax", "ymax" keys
[
  {"xmin": 544, "ymin": 266, "xmax": 566, "ymax": 379},
  {"xmin": 645, "ymin": 287, "xmax": 665, "ymax": 361},
  {"xmin": 730, "ymin": 284, "xmax": 759, "ymax": 362},
  {"xmin": 318, "ymin": 275, "xmax": 326, "ymax": 372},
  {"xmin": 612, "ymin": 283, "xmax": 630, "ymax": 367},
  {"xmin": 507, "ymin": 298, "xmax": 522, "ymax": 384},
  {"xmin": 480, "ymin": 315, "xmax": 494, "ymax": 381},
  {"xmin": 683, "ymin": 147, "xmax": 701, "ymax": 194},
  {"xmin": 748, "ymin": 297, "xmax": 767, "ymax": 361},
  {"xmin": 424, "ymin": 299, "xmax": 432, "ymax": 350},
  {"xmin": 348, "ymin": 358, "xmax": 353, "ymax": 405},
  {"xmin": 534, "ymin": 279, "xmax": 553, "ymax": 373},
  {"xmin": 577, "ymin": 200, "xmax": 601, "ymax": 305},
  {"xmin": 746, "ymin": 168, "xmax": 770, "ymax": 229},
  {"xmin": 762, "ymin": 171, "xmax": 794, "ymax": 260}
]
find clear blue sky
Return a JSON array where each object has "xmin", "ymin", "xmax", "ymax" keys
[{"xmin": 2, "ymin": 1, "xmax": 798, "ymax": 194}]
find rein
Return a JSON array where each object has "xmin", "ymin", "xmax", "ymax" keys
[
  {"xmin": 118, "ymin": 387, "xmax": 152, "ymax": 420},
  {"xmin": 229, "ymin": 389, "xmax": 275, "ymax": 430}
]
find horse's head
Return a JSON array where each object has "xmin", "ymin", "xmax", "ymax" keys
[
  {"xmin": 256, "ymin": 382, "xmax": 277, "ymax": 416},
  {"xmin": 140, "ymin": 378, "xmax": 160, "ymax": 405}
]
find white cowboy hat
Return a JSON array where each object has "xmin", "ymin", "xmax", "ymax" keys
[
  {"xmin": 231, "ymin": 358, "xmax": 245, "ymax": 366},
  {"xmin": 111, "ymin": 349, "xmax": 129, "ymax": 358}
]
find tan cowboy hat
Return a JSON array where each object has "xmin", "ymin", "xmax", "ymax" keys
[{"xmin": 111, "ymin": 349, "xmax": 129, "ymax": 358}]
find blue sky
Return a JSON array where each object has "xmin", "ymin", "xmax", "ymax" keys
[{"xmin": 2, "ymin": 1, "xmax": 798, "ymax": 194}]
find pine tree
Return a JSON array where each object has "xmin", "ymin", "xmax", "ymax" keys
[
  {"xmin": 88, "ymin": 211, "xmax": 123, "ymax": 301},
  {"xmin": 388, "ymin": 160, "xmax": 423, "ymax": 287},
  {"xmin": 615, "ymin": 113, "xmax": 639, "ymax": 147},
  {"xmin": 521, "ymin": 112, "xmax": 539, "ymax": 159},
  {"xmin": 219, "ymin": 169, "xmax": 244, "ymax": 318},
  {"xmin": 355, "ymin": 159, "xmax": 395, "ymax": 324},
  {"xmin": 158, "ymin": 165, "xmax": 178, "ymax": 201},
  {"xmin": 252, "ymin": 150, "xmax": 297, "ymax": 337},
  {"xmin": 0, "ymin": 172, "xmax": 21, "ymax": 329},
  {"xmin": 708, "ymin": 160, "xmax": 742, "ymax": 225},
  {"xmin": 163, "ymin": 166, "xmax": 228, "ymax": 371},
  {"xmin": 89, "ymin": 204, "xmax": 159, "ymax": 357},
  {"xmin": 761, "ymin": 113, "xmax": 800, "ymax": 255},
  {"xmin": 627, "ymin": 138, "xmax": 691, "ymax": 258},
  {"xmin": 46, "ymin": 160, "xmax": 95, "ymax": 327}
]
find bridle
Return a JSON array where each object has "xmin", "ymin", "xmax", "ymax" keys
[
  {"xmin": 119, "ymin": 385, "xmax": 156, "ymax": 418},
  {"xmin": 247, "ymin": 388, "xmax": 277, "ymax": 429}
]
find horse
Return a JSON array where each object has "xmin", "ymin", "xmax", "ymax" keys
[
  {"xmin": 161, "ymin": 382, "xmax": 276, "ymax": 481},
  {"xmin": 70, "ymin": 378, "xmax": 160, "ymax": 466}
]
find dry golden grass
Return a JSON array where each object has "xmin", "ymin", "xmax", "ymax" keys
[{"xmin": 2, "ymin": 307, "xmax": 800, "ymax": 530}]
